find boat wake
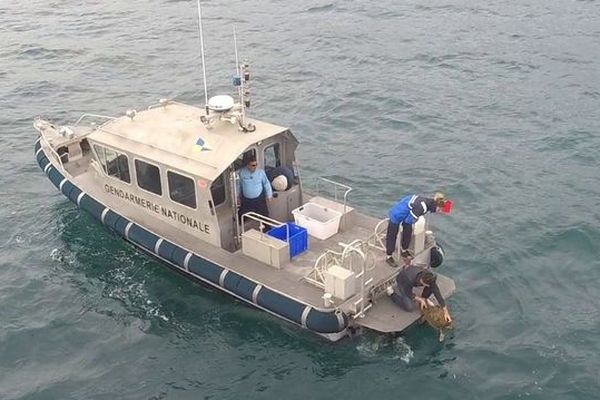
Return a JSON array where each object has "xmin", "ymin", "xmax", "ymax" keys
[
  {"xmin": 103, "ymin": 260, "xmax": 171, "ymax": 323},
  {"xmin": 356, "ymin": 335, "xmax": 414, "ymax": 364},
  {"xmin": 50, "ymin": 246, "xmax": 171, "ymax": 324}
]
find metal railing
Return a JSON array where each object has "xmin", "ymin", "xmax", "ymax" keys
[
  {"xmin": 367, "ymin": 217, "xmax": 436, "ymax": 263},
  {"xmin": 241, "ymin": 211, "xmax": 289, "ymax": 241},
  {"xmin": 73, "ymin": 113, "xmax": 116, "ymax": 127},
  {"xmin": 315, "ymin": 177, "xmax": 353, "ymax": 230},
  {"xmin": 304, "ymin": 239, "xmax": 375, "ymax": 317},
  {"xmin": 147, "ymin": 100, "xmax": 200, "ymax": 111},
  {"xmin": 367, "ymin": 218, "xmax": 389, "ymax": 251},
  {"xmin": 316, "ymin": 177, "xmax": 352, "ymax": 213},
  {"xmin": 230, "ymin": 169, "xmax": 242, "ymax": 247},
  {"xmin": 292, "ymin": 160, "xmax": 304, "ymax": 194},
  {"xmin": 33, "ymin": 119, "xmax": 69, "ymax": 177},
  {"xmin": 38, "ymin": 133, "xmax": 71, "ymax": 178},
  {"xmin": 306, "ymin": 249, "xmax": 344, "ymax": 289},
  {"xmin": 147, "ymin": 99, "xmax": 173, "ymax": 110},
  {"xmin": 306, "ymin": 239, "xmax": 375, "ymax": 287},
  {"xmin": 338, "ymin": 240, "xmax": 373, "ymax": 318}
]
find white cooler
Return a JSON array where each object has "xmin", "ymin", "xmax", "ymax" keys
[{"xmin": 292, "ymin": 202, "xmax": 342, "ymax": 240}]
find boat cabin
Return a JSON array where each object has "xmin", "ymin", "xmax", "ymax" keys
[{"xmin": 81, "ymin": 101, "xmax": 303, "ymax": 252}]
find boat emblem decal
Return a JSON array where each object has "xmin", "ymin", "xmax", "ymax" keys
[
  {"xmin": 197, "ymin": 179, "xmax": 208, "ymax": 189},
  {"xmin": 193, "ymin": 137, "xmax": 212, "ymax": 153}
]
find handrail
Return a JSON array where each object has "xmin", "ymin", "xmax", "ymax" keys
[
  {"xmin": 306, "ymin": 249, "xmax": 344, "ymax": 288},
  {"xmin": 147, "ymin": 100, "xmax": 172, "ymax": 110},
  {"xmin": 305, "ymin": 238, "xmax": 376, "ymax": 287},
  {"xmin": 292, "ymin": 160, "xmax": 304, "ymax": 196},
  {"xmin": 147, "ymin": 100, "xmax": 199, "ymax": 111},
  {"xmin": 241, "ymin": 212, "xmax": 289, "ymax": 243},
  {"xmin": 367, "ymin": 217, "xmax": 436, "ymax": 264},
  {"xmin": 147, "ymin": 103, "xmax": 166, "ymax": 110},
  {"xmin": 316, "ymin": 177, "xmax": 352, "ymax": 205},
  {"xmin": 315, "ymin": 177, "xmax": 353, "ymax": 229},
  {"xmin": 304, "ymin": 239, "xmax": 375, "ymax": 317},
  {"xmin": 230, "ymin": 169, "xmax": 241, "ymax": 247},
  {"xmin": 38, "ymin": 134, "xmax": 72, "ymax": 179},
  {"xmin": 338, "ymin": 240, "xmax": 371, "ymax": 318},
  {"xmin": 73, "ymin": 113, "xmax": 116, "ymax": 126},
  {"xmin": 33, "ymin": 119, "xmax": 68, "ymax": 176},
  {"xmin": 367, "ymin": 218, "xmax": 389, "ymax": 251}
]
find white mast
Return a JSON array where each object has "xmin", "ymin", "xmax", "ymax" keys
[
  {"xmin": 196, "ymin": 0, "xmax": 209, "ymax": 111},
  {"xmin": 233, "ymin": 26, "xmax": 240, "ymax": 77},
  {"xmin": 233, "ymin": 26, "xmax": 246, "ymax": 124}
]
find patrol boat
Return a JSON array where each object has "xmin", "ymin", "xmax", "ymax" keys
[{"xmin": 33, "ymin": 43, "xmax": 455, "ymax": 343}]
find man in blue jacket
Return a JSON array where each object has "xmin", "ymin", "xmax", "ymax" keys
[{"xmin": 385, "ymin": 193, "xmax": 448, "ymax": 267}]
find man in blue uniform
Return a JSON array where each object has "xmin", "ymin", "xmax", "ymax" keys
[
  {"xmin": 387, "ymin": 264, "xmax": 452, "ymax": 323},
  {"xmin": 386, "ymin": 193, "xmax": 448, "ymax": 267},
  {"xmin": 237, "ymin": 155, "xmax": 273, "ymax": 219}
]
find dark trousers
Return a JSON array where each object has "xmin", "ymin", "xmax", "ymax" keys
[
  {"xmin": 239, "ymin": 192, "xmax": 269, "ymax": 220},
  {"xmin": 385, "ymin": 221, "xmax": 412, "ymax": 256},
  {"xmin": 391, "ymin": 286, "xmax": 433, "ymax": 312}
]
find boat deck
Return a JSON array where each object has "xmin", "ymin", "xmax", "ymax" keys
[{"xmin": 72, "ymin": 167, "xmax": 455, "ymax": 334}]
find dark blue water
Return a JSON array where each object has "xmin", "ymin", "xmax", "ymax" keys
[{"xmin": 1, "ymin": 1, "xmax": 599, "ymax": 399}]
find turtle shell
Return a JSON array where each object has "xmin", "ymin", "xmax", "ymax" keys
[{"xmin": 422, "ymin": 305, "xmax": 452, "ymax": 330}]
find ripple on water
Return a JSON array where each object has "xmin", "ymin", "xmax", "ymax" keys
[{"xmin": 356, "ymin": 334, "xmax": 414, "ymax": 365}]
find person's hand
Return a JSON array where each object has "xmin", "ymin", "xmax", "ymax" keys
[
  {"xmin": 443, "ymin": 306, "xmax": 452, "ymax": 324},
  {"xmin": 414, "ymin": 297, "xmax": 427, "ymax": 310}
]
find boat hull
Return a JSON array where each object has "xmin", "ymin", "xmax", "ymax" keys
[{"xmin": 34, "ymin": 138, "xmax": 349, "ymax": 341}]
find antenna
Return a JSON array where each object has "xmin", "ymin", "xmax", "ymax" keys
[
  {"xmin": 196, "ymin": 0, "xmax": 209, "ymax": 113},
  {"xmin": 233, "ymin": 26, "xmax": 240, "ymax": 77},
  {"xmin": 233, "ymin": 26, "xmax": 246, "ymax": 124},
  {"xmin": 197, "ymin": 19, "xmax": 255, "ymax": 132}
]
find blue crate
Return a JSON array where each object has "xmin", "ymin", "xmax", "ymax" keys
[{"xmin": 267, "ymin": 222, "xmax": 308, "ymax": 258}]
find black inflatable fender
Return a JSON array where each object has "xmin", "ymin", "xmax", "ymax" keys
[
  {"xmin": 430, "ymin": 244, "xmax": 445, "ymax": 268},
  {"xmin": 34, "ymin": 141, "xmax": 349, "ymax": 336}
]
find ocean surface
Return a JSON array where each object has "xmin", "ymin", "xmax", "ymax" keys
[{"xmin": 1, "ymin": 0, "xmax": 599, "ymax": 399}]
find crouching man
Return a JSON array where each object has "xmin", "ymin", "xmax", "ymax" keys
[{"xmin": 387, "ymin": 264, "xmax": 452, "ymax": 324}]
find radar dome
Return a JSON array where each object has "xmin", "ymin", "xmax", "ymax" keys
[{"xmin": 207, "ymin": 95, "xmax": 235, "ymax": 112}]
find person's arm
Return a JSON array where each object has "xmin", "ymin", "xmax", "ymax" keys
[
  {"xmin": 405, "ymin": 201, "xmax": 424, "ymax": 224},
  {"xmin": 262, "ymin": 170, "xmax": 273, "ymax": 199},
  {"xmin": 431, "ymin": 282, "xmax": 452, "ymax": 321},
  {"xmin": 431, "ymin": 282, "xmax": 446, "ymax": 308},
  {"xmin": 404, "ymin": 214, "xmax": 418, "ymax": 225}
]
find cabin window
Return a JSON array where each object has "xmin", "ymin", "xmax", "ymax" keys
[
  {"xmin": 168, "ymin": 171, "xmax": 196, "ymax": 209},
  {"xmin": 135, "ymin": 159, "xmax": 162, "ymax": 196},
  {"xmin": 211, "ymin": 174, "xmax": 226, "ymax": 206},
  {"xmin": 93, "ymin": 144, "xmax": 131, "ymax": 183},
  {"xmin": 264, "ymin": 143, "xmax": 281, "ymax": 169}
]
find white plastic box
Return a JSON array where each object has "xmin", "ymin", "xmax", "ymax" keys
[
  {"xmin": 324, "ymin": 265, "xmax": 356, "ymax": 300},
  {"xmin": 292, "ymin": 202, "xmax": 342, "ymax": 240}
]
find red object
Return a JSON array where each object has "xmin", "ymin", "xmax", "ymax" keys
[{"xmin": 442, "ymin": 199, "xmax": 453, "ymax": 214}]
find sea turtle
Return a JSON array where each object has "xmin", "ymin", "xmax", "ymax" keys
[{"xmin": 421, "ymin": 303, "xmax": 453, "ymax": 342}]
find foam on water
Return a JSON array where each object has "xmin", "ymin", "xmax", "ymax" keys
[{"xmin": 356, "ymin": 335, "xmax": 415, "ymax": 365}]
